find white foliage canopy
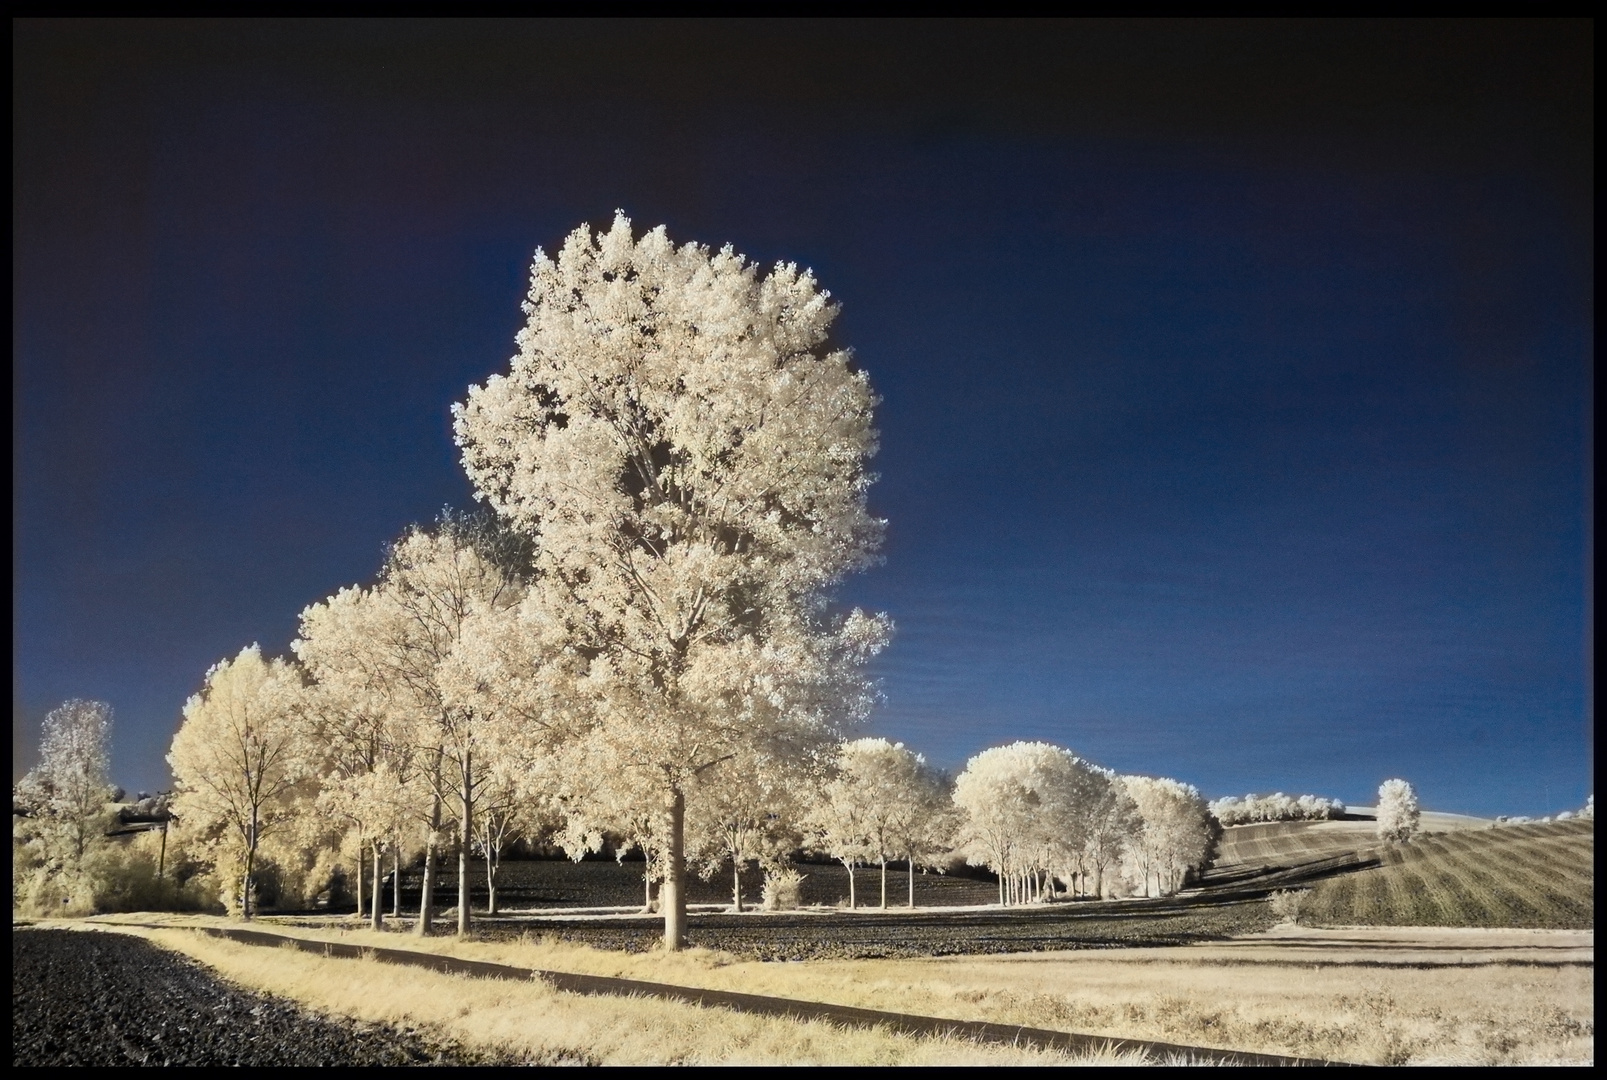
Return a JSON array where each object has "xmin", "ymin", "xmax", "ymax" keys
[
  {"xmin": 15, "ymin": 698, "xmax": 116, "ymax": 866},
  {"xmin": 1376, "ymin": 777, "xmax": 1421, "ymax": 843},
  {"xmin": 952, "ymin": 741, "xmax": 1111, "ymax": 902},
  {"xmin": 167, "ymin": 645, "xmax": 310, "ymax": 918},
  {"xmin": 1121, "ymin": 774, "xmax": 1212, "ymax": 896},
  {"xmin": 452, "ymin": 212, "xmax": 890, "ymax": 795}
]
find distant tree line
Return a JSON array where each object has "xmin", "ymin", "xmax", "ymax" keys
[{"xmin": 1209, "ymin": 792, "xmax": 1346, "ymax": 827}]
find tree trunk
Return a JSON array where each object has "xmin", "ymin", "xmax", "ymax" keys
[
  {"xmin": 392, "ymin": 842, "xmax": 401, "ymax": 917},
  {"xmin": 417, "ymin": 761, "xmax": 444, "ymax": 937},
  {"xmin": 242, "ymin": 841, "xmax": 255, "ymax": 921},
  {"xmin": 485, "ymin": 842, "xmax": 498, "ymax": 916},
  {"xmin": 880, "ymin": 858, "xmax": 888, "ymax": 909},
  {"xmin": 844, "ymin": 861, "xmax": 856, "ymax": 909},
  {"xmin": 371, "ymin": 841, "xmax": 385, "ymax": 930},
  {"xmin": 732, "ymin": 859, "xmax": 743, "ymax": 913},
  {"xmin": 242, "ymin": 813, "xmax": 256, "ymax": 920},
  {"xmin": 662, "ymin": 785, "xmax": 687, "ymax": 951},
  {"xmin": 997, "ymin": 869, "xmax": 1004, "ymax": 906},
  {"xmin": 458, "ymin": 757, "xmax": 473, "ymax": 938},
  {"xmin": 417, "ymin": 841, "xmax": 437, "ymax": 934},
  {"xmin": 908, "ymin": 858, "xmax": 916, "ymax": 908},
  {"xmin": 354, "ymin": 831, "xmax": 365, "ymax": 921},
  {"xmin": 643, "ymin": 860, "xmax": 654, "ymax": 913}
]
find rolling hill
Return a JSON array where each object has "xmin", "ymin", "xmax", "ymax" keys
[{"xmin": 1299, "ymin": 818, "xmax": 1593, "ymax": 929}]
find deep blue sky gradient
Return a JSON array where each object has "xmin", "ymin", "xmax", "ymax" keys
[{"xmin": 14, "ymin": 21, "xmax": 1592, "ymax": 816}]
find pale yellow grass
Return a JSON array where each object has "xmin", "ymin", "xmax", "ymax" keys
[
  {"xmin": 76, "ymin": 923, "xmax": 1143, "ymax": 1066},
  {"xmin": 79, "ymin": 914, "xmax": 1593, "ymax": 1065}
]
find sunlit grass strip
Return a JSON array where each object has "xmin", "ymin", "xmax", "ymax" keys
[
  {"xmin": 72, "ymin": 919, "xmax": 1592, "ymax": 1065},
  {"xmin": 94, "ymin": 928, "xmax": 1191, "ymax": 1066},
  {"xmin": 180, "ymin": 923, "xmax": 1343, "ymax": 1067}
]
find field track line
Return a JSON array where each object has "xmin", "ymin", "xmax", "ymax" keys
[{"xmin": 98, "ymin": 922, "xmax": 1352, "ymax": 1066}]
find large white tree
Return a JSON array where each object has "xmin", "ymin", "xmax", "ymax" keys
[
  {"xmin": 1376, "ymin": 778, "xmax": 1421, "ymax": 844},
  {"xmin": 168, "ymin": 646, "xmax": 309, "ymax": 919},
  {"xmin": 453, "ymin": 212, "xmax": 889, "ymax": 949}
]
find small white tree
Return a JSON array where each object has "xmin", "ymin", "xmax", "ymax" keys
[
  {"xmin": 168, "ymin": 646, "xmax": 309, "ymax": 920},
  {"xmin": 1122, "ymin": 775, "xmax": 1212, "ymax": 897},
  {"xmin": 15, "ymin": 699, "xmax": 116, "ymax": 866},
  {"xmin": 885, "ymin": 757, "xmax": 957, "ymax": 909},
  {"xmin": 953, "ymin": 742, "xmax": 1109, "ymax": 906},
  {"xmin": 1081, "ymin": 769, "xmax": 1139, "ymax": 899},
  {"xmin": 1376, "ymin": 778, "xmax": 1420, "ymax": 843},
  {"xmin": 687, "ymin": 753, "xmax": 806, "ymax": 912},
  {"xmin": 348, "ymin": 514, "xmax": 533, "ymax": 938},
  {"xmin": 807, "ymin": 738, "xmax": 951, "ymax": 910},
  {"xmin": 804, "ymin": 751, "xmax": 876, "ymax": 909},
  {"xmin": 537, "ymin": 740, "xmax": 666, "ymax": 911},
  {"xmin": 295, "ymin": 585, "xmax": 418, "ymax": 929}
]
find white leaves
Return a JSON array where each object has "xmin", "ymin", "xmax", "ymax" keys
[
  {"xmin": 1376, "ymin": 778, "xmax": 1421, "ymax": 843},
  {"xmin": 808, "ymin": 738, "xmax": 951, "ymax": 869},
  {"xmin": 454, "ymin": 213, "xmax": 888, "ymax": 793},
  {"xmin": 167, "ymin": 644, "xmax": 310, "ymax": 851},
  {"xmin": 953, "ymin": 741, "xmax": 1107, "ymax": 887},
  {"xmin": 15, "ymin": 698, "xmax": 115, "ymax": 867},
  {"xmin": 1209, "ymin": 792, "xmax": 1345, "ymax": 825},
  {"xmin": 1120, "ymin": 774, "xmax": 1213, "ymax": 894}
]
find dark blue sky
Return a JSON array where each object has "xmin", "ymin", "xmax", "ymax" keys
[{"xmin": 14, "ymin": 21, "xmax": 1592, "ymax": 816}]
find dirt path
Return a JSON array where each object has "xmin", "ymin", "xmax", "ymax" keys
[{"xmin": 99, "ymin": 921, "xmax": 1349, "ymax": 1066}]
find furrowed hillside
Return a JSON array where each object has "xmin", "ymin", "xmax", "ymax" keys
[
  {"xmin": 1300, "ymin": 818, "xmax": 1593, "ymax": 929},
  {"xmin": 1210, "ymin": 810, "xmax": 1490, "ymax": 872}
]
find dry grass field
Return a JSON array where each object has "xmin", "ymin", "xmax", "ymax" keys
[
  {"xmin": 68, "ymin": 915, "xmax": 1593, "ymax": 1065},
  {"xmin": 1301, "ymin": 819, "xmax": 1593, "ymax": 929}
]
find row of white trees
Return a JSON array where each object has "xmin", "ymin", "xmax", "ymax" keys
[
  {"xmin": 158, "ymin": 214, "xmax": 1205, "ymax": 942},
  {"xmin": 165, "ymin": 647, "xmax": 1216, "ymax": 928},
  {"xmin": 1209, "ymin": 792, "xmax": 1346, "ymax": 826}
]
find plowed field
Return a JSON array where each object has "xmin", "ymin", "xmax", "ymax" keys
[
  {"xmin": 1301, "ymin": 819, "xmax": 1592, "ymax": 928},
  {"xmin": 11, "ymin": 928, "xmax": 533, "ymax": 1066}
]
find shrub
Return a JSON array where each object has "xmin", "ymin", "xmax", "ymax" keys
[
  {"xmin": 1268, "ymin": 889, "xmax": 1310, "ymax": 925},
  {"xmin": 761, "ymin": 868, "xmax": 806, "ymax": 911}
]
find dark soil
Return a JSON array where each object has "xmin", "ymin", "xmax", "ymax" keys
[
  {"xmin": 364, "ymin": 857, "xmax": 1002, "ymax": 914},
  {"xmin": 11, "ymin": 929, "xmax": 546, "ymax": 1066},
  {"xmin": 467, "ymin": 896, "xmax": 1280, "ymax": 960},
  {"xmin": 287, "ymin": 859, "xmax": 1281, "ymax": 961}
]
